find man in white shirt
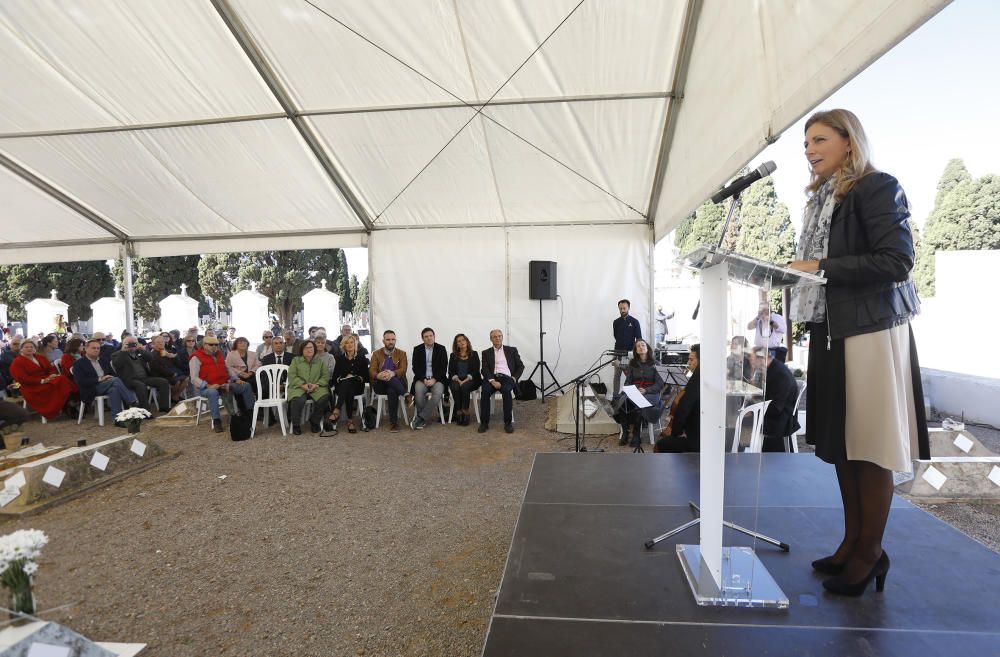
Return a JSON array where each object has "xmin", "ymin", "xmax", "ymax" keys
[
  {"xmin": 747, "ymin": 302, "xmax": 786, "ymax": 349},
  {"xmin": 478, "ymin": 329, "xmax": 524, "ymax": 434}
]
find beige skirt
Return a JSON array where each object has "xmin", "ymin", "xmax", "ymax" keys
[{"xmin": 843, "ymin": 323, "xmax": 921, "ymax": 472}]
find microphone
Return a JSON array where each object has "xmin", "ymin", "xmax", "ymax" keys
[{"xmin": 710, "ymin": 161, "xmax": 777, "ymax": 204}]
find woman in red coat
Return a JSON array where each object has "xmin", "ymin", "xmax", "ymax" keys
[
  {"xmin": 10, "ymin": 340, "xmax": 75, "ymax": 419},
  {"xmin": 59, "ymin": 337, "xmax": 83, "ymax": 394}
]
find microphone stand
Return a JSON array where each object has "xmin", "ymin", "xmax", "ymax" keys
[
  {"xmin": 692, "ymin": 190, "xmax": 743, "ymax": 321},
  {"xmin": 563, "ymin": 353, "xmax": 619, "ymax": 452}
]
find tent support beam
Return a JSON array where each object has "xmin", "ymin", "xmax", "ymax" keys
[
  {"xmin": 211, "ymin": 0, "xmax": 376, "ymax": 233},
  {"xmin": 645, "ymin": 0, "xmax": 703, "ymax": 228},
  {"xmin": 0, "ymin": 152, "xmax": 127, "ymax": 242},
  {"xmin": 121, "ymin": 242, "xmax": 136, "ymax": 336}
]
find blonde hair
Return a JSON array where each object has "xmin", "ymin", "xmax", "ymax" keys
[
  {"xmin": 804, "ymin": 109, "xmax": 877, "ymax": 201},
  {"xmin": 341, "ymin": 334, "xmax": 358, "ymax": 355}
]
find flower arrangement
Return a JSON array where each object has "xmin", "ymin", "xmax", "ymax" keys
[
  {"xmin": 0, "ymin": 529, "xmax": 48, "ymax": 618},
  {"xmin": 115, "ymin": 407, "xmax": 152, "ymax": 422}
]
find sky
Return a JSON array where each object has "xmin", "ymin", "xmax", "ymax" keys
[
  {"xmin": 347, "ymin": 0, "xmax": 999, "ymax": 281},
  {"xmin": 752, "ymin": 0, "xmax": 1000, "ymax": 232}
]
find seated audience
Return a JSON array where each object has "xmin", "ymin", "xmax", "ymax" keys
[
  {"xmin": 260, "ymin": 334, "xmax": 294, "ymax": 424},
  {"xmin": 478, "ymin": 329, "xmax": 524, "ymax": 435},
  {"xmin": 288, "ymin": 340, "xmax": 331, "ymax": 435},
  {"xmin": 410, "ymin": 327, "xmax": 448, "ymax": 430},
  {"xmin": 72, "ymin": 339, "xmax": 139, "ymax": 426},
  {"xmin": 369, "ymin": 330, "xmax": 408, "ymax": 433},
  {"xmin": 111, "ymin": 337, "xmax": 171, "ymax": 413},
  {"xmin": 10, "ymin": 339, "xmax": 76, "ymax": 420},
  {"xmin": 313, "ymin": 333, "xmax": 337, "ymax": 376},
  {"xmin": 149, "ymin": 335, "xmax": 189, "ymax": 400},
  {"xmin": 332, "ymin": 324, "xmax": 368, "ymax": 357},
  {"xmin": 256, "ymin": 331, "xmax": 274, "ymax": 360},
  {"xmin": 225, "ymin": 337, "xmax": 261, "ymax": 397},
  {"xmin": 727, "ymin": 336, "xmax": 751, "ymax": 382},
  {"xmin": 614, "ymin": 339, "xmax": 664, "ymax": 446},
  {"xmin": 39, "ymin": 334, "xmax": 63, "ymax": 366},
  {"xmin": 59, "ymin": 337, "xmax": 84, "ymax": 394},
  {"xmin": 655, "ymin": 344, "xmax": 701, "ymax": 453},
  {"xmin": 751, "ymin": 346, "xmax": 802, "ymax": 452},
  {"xmin": 448, "ymin": 333, "xmax": 481, "ymax": 427},
  {"xmin": 190, "ymin": 336, "xmax": 254, "ymax": 433},
  {"xmin": 174, "ymin": 333, "xmax": 197, "ymax": 379},
  {"xmin": 327, "ymin": 335, "xmax": 370, "ymax": 433},
  {"xmin": 0, "ymin": 336, "xmax": 23, "ymax": 390}
]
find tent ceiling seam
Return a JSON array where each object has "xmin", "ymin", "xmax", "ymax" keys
[
  {"xmin": 645, "ymin": 0, "xmax": 703, "ymax": 227},
  {"xmin": 0, "ymin": 113, "xmax": 288, "ymax": 140},
  {"xmin": 0, "ymin": 151, "xmax": 127, "ymax": 242},
  {"xmin": 373, "ymin": 0, "xmax": 587, "ymax": 223},
  {"xmin": 211, "ymin": 0, "xmax": 375, "ymax": 233}
]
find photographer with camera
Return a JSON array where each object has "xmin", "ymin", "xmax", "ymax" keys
[{"xmin": 747, "ymin": 301, "xmax": 785, "ymax": 350}]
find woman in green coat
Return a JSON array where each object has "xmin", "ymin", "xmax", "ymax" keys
[{"xmin": 288, "ymin": 340, "xmax": 331, "ymax": 435}]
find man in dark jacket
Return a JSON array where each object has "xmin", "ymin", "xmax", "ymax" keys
[
  {"xmin": 612, "ymin": 299, "xmax": 642, "ymax": 396},
  {"xmin": 478, "ymin": 329, "xmax": 524, "ymax": 434},
  {"xmin": 110, "ymin": 337, "xmax": 171, "ymax": 413},
  {"xmin": 73, "ymin": 339, "xmax": 139, "ymax": 425},
  {"xmin": 753, "ymin": 347, "xmax": 802, "ymax": 452},
  {"xmin": 410, "ymin": 327, "xmax": 448, "ymax": 430}
]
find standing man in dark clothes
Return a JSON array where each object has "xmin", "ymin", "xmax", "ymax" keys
[{"xmin": 612, "ymin": 298, "xmax": 643, "ymax": 396}]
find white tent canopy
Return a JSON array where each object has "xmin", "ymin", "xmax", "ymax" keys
[{"xmin": 0, "ymin": 0, "xmax": 949, "ymax": 382}]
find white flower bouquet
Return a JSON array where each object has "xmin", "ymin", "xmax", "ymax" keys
[
  {"xmin": 0, "ymin": 529, "xmax": 48, "ymax": 617},
  {"xmin": 115, "ymin": 407, "xmax": 152, "ymax": 422}
]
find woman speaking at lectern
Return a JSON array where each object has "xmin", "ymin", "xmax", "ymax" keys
[{"xmin": 787, "ymin": 109, "xmax": 928, "ymax": 597}]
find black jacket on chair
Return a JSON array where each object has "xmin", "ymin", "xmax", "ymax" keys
[
  {"xmin": 448, "ymin": 352, "xmax": 482, "ymax": 387},
  {"xmin": 480, "ymin": 346, "xmax": 524, "ymax": 381},
  {"xmin": 819, "ymin": 172, "xmax": 921, "ymax": 340},
  {"xmin": 260, "ymin": 351, "xmax": 295, "ymax": 367},
  {"xmin": 411, "ymin": 343, "xmax": 448, "ymax": 383},
  {"xmin": 71, "ymin": 356, "xmax": 113, "ymax": 405},
  {"xmin": 669, "ymin": 368, "xmax": 700, "ymax": 445}
]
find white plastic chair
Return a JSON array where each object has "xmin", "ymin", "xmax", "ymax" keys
[
  {"xmin": 78, "ymin": 395, "xmax": 109, "ymax": 426},
  {"xmin": 448, "ymin": 388, "xmax": 482, "ymax": 424},
  {"xmin": 784, "ymin": 382, "xmax": 807, "ymax": 453},
  {"xmin": 22, "ymin": 399, "xmax": 46, "ymax": 424},
  {"xmin": 731, "ymin": 400, "xmax": 772, "ymax": 453},
  {"xmin": 251, "ymin": 364, "xmax": 289, "ymax": 437},
  {"xmin": 374, "ymin": 393, "xmax": 409, "ymax": 428},
  {"xmin": 411, "ymin": 389, "xmax": 447, "ymax": 426}
]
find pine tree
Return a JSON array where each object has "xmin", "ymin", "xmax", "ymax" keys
[
  {"xmin": 354, "ymin": 277, "xmax": 369, "ymax": 313},
  {"xmin": 733, "ymin": 177, "xmax": 796, "ymax": 265},
  {"xmin": 113, "ymin": 256, "xmax": 202, "ymax": 321},
  {"xmin": 674, "ymin": 200, "xmax": 727, "ymax": 256}
]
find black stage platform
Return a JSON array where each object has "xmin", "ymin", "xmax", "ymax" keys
[{"xmin": 482, "ymin": 453, "xmax": 1000, "ymax": 657}]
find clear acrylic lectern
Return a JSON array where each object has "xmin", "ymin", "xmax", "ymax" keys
[{"xmin": 675, "ymin": 245, "xmax": 825, "ymax": 608}]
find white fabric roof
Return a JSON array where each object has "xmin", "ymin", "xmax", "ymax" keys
[{"xmin": 0, "ymin": 0, "xmax": 949, "ymax": 264}]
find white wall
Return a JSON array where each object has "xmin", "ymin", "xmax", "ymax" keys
[{"xmin": 369, "ymin": 224, "xmax": 651, "ymax": 390}]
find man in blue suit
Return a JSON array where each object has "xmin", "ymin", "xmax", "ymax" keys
[{"xmin": 72, "ymin": 339, "xmax": 138, "ymax": 427}]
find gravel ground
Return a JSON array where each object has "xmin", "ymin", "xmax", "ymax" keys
[{"xmin": 3, "ymin": 402, "xmax": 997, "ymax": 655}]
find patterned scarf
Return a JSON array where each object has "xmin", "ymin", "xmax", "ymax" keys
[{"xmin": 790, "ymin": 179, "xmax": 835, "ymax": 322}]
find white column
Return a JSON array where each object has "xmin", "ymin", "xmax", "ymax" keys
[
  {"xmin": 699, "ymin": 261, "xmax": 728, "ymax": 589},
  {"xmin": 122, "ymin": 243, "xmax": 136, "ymax": 335}
]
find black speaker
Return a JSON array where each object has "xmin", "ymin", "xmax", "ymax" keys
[{"xmin": 529, "ymin": 260, "xmax": 557, "ymax": 300}]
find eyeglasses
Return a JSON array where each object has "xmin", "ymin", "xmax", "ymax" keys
[
  {"xmin": 184, "ymin": 339, "xmax": 196, "ymax": 343},
  {"xmin": 124, "ymin": 343, "xmax": 138, "ymax": 347}
]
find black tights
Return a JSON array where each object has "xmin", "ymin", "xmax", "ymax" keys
[{"xmin": 829, "ymin": 460, "xmax": 894, "ymax": 583}]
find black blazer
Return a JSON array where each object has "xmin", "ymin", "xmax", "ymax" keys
[
  {"xmin": 333, "ymin": 352, "xmax": 370, "ymax": 384},
  {"xmin": 481, "ymin": 345, "xmax": 524, "ymax": 381},
  {"xmin": 762, "ymin": 360, "xmax": 801, "ymax": 438},
  {"xmin": 72, "ymin": 356, "xmax": 112, "ymax": 405},
  {"xmin": 260, "ymin": 351, "xmax": 295, "ymax": 367},
  {"xmin": 110, "ymin": 349, "xmax": 154, "ymax": 386},
  {"xmin": 448, "ymin": 351, "xmax": 482, "ymax": 386},
  {"xmin": 670, "ymin": 368, "xmax": 700, "ymax": 445},
  {"xmin": 819, "ymin": 172, "xmax": 920, "ymax": 339},
  {"xmin": 411, "ymin": 343, "xmax": 448, "ymax": 382}
]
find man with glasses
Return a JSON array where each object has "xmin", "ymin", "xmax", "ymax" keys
[
  {"xmin": 110, "ymin": 337, "xmax": 171, "ymax": 414},
  {"xmin": 73, "ymin": 338, "xmax": 138, "ymax": 427},
  {"xmin": 260, "ymin": 335, "xmax": 294, "ymax": 424},
  {"xmin": 190, "ymin": 335, "xmax": 254, "ymax": 433}
]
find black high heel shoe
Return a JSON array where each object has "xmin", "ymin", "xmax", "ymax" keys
[
  {"xmin": 822, "ymin": 551, "xmax": 890, "ymax": 596},
  {"xmin": 811, "ymin": 555, "xmax": 846, "ymax": 576}
]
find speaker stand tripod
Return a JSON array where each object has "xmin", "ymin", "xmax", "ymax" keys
[{"xmin": 527, "ymin": 298, "xmax": 560, "ymax": 402}]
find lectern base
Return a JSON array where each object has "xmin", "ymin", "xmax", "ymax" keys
[{"xmin": 676, "ymin": 544, "xmax": 789, "ymax": 608}]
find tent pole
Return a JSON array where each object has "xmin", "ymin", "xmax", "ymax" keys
[
  {"xmin": 649, "ymin": 227, "xmax": 657, "ymax": 344},
  {"xmin": 122, "ymin": 242, "xmax": 136, "ymax": 336}
]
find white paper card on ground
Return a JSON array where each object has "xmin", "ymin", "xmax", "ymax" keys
[
  {"xmin": 891, "ymin": 470, "xmax": 914, "ymax": 486},
  {"xmin": 622, "ymin": 385, "xmax": 651, "ymax": 408},
  {"xmin": 0, "ymin": 487, "xmax": 20, "ymax": 507},
  {"xmin": 90, "ymin": 452, "xmax": 110, "ymax": 471},
  {"xmin": 27, "ymin": 642, "xmax": 71, "ymax": 657},
  {"xmin": 921, "ymin": 465, "xmax": 947, "ymax": 491},
  {"xmin": 988, "ymin": 466, "xmax": 1000, "ymax": 488},
  {"xmin": 5, "ymin": 470, "xmax": 26, "ymax": 489},
  {"xmin": 130, "ymin": 440, "xmax": 146, "ymax": 457},
  {"xmin": 42, "ymin": 466, "xmax": 66, "ymax": 488},
  {"xmin": 953, "ymin": 434, "xmax": 974, "ymax": 454}
]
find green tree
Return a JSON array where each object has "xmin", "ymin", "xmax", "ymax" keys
[
  {"xmin": 733, "ymin": 176, "xmax": 796, "ymax": 265},
  {"xmin": 198, "ymin": 250, "xmax": 344, "ymax": 329},
  {"xmin": 674, "ymin": 200, "xmax": 727, "ymax": 255},
  {"xmin": 0, "ymin": 261, "xmax": 114, "ymax": 324},
  {"xmin": 345, "ymin": 273, "xmax": 359, "ymax": 315},
  {"xmin": 113, "ymin": 256, "xmax": 202, "ymax": 322},
  {"xmin": 354, "ymin": 277, "xmax": 369, "ymax": 313},
  {"xmin": 914, "ymin": 159, "xmax": 1000, "ymax": 296}
]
